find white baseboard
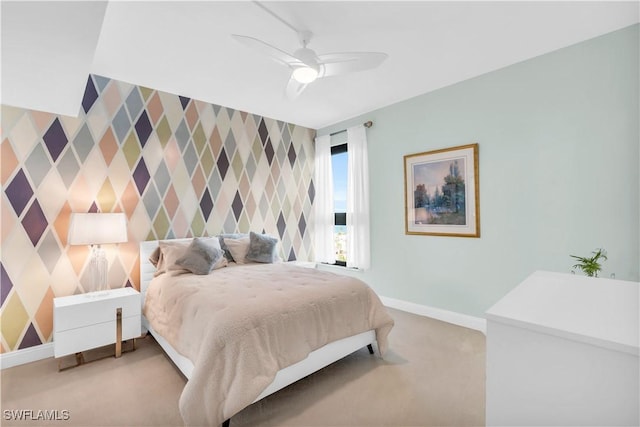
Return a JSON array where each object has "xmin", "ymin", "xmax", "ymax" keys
[
  {"xmin": 1, "ymin": 342, "xmax": 54, "ymax": 369},
  {"xmin": 380, "ymin": 296, "xmax": 487, "ymax": 334}
]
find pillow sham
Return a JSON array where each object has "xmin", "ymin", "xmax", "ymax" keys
[
  {"xmin": 150, "ymin": 240, "xmax": 189, "ymax": 268},
  {"xmin": 211, "ymin": 255, "xmax": 229, "ymax": 270},
  {"xmin": 218, "ymin": 233, "xmax": 248, "ymax": 261},
  {"xmin": 149, "ymin": 246, "xmax": 162, "ymax": 267},
  {"xmin": 176, "ymin": 237, "xmax": 224, "ymax": 275},
  {"xmin": 155, "ymin": 241, "xmax": 190, "ymax": 276},
  {"xmin": 246, "ymin": 231, "xmax": 279, "ymax": 263},
  {"xmin": 223, "ymin": 236, "xmax": 251, "ymax": 264}
]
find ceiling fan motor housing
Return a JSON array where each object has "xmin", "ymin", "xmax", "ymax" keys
[{"xmin": 293, "ymin": 47, "xmax": 318, "ymax": 69}]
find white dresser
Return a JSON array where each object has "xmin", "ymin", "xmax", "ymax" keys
[
  {"xmin": 53, "ymin": 288, "xmax": 141, "ymax": 360},
  {"xmin": 486, "ymin": 271, "xmax": 639, "ymax": 426}
]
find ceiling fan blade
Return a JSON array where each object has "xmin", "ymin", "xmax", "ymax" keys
[
  {"xmin": 232, "ymin": 34, "xmax": 303, "ymax": 67},
  {"xmin": 285, "ymin": 75, "xmax": 308, "ymax": 100},
  {"xmin": 317, "ymin": 52, "xmax": 388, "ymax": 78}
]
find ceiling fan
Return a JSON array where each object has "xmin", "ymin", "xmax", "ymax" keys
[{"xmin": 232, "ymin": 2, "xmax": 388, "ymax": 99}]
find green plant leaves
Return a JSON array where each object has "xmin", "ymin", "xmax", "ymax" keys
[{"xmin": 570, "ymin": 248, "xmax": 607, "ymax": 277}]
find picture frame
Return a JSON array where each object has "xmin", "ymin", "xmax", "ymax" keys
[{"xmin": 404, "ymin": 143, "xmax": 480, "ymax": 237}]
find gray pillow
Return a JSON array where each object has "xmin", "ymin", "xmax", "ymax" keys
[
  {"xmin": 176, "ymin": 237, "xmax": 224, "ymax": 275},
  {"xmin": 246, "ymin": 232, "xmax": 278, "ymax": 263}
]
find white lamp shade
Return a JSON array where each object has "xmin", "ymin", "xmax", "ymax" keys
[{"xmin": 68, "ymin": 213, "xmax": 127, "ymax": 245}]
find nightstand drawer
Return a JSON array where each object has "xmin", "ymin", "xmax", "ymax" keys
[
  {"xmin": 54, "ymin": 289, "xmax": 140, "ymax": 332},
  {"xmin": 54, "ymin": 316, "xmax": 140, "ymax": 357}
]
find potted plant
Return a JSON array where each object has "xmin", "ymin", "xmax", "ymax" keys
[{"xmin": 570, "ymin": 248, "xmax": 607, "ymax": 277}]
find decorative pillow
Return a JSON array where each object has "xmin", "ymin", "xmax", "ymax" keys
[
  {"xmin": 176, "ymin": 237, "xmax": 224, "ymax": 275},
  {"xmin": 246, "ymin": 232, "xmax": 279, "ymax": 263},
  {"xmin": 223, "ymin": 236, "xmax": 251, "ymax": 264},
  {"xmin": 218, "ymin": 233, "xmax": 248, "ymax": 261}
]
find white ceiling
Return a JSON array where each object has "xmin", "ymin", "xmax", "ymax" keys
[
  {"xmin": 3, "ymin": 2, "xmax": 639, "ymax": 129},
  {"xmin": 1, "ymin": 1, "xmax": 107, "ymax": 117}
]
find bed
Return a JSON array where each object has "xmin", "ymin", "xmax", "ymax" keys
[{"xmin": 139, "ymin": 235, "xmax": 394, "ymax": 426}]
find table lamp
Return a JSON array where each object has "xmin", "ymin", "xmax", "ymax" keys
[{"xmin": 68, "ymin": 213, "xmax": 127, "ymax": 293}]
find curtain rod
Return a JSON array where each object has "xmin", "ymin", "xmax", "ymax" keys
[{"xmin": 329, "ymin": 121, "xmax": 373, "ymax": 137}]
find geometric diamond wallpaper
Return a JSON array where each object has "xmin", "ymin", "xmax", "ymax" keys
[{"xmin": 0, "ymin": 75, "xmax": 316, "ymax": 352}]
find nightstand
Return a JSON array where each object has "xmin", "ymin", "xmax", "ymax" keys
[{"xmin": 53, "ymin": 288, "xmax": 141, "ymax": 369}]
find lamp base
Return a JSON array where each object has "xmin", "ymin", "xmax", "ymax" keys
[{"xmin": 90, "ymin": 245, "xmax": 108, "ymax": 293}]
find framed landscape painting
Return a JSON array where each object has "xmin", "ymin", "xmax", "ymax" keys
[{"xmin": 404, "ymin": 143, "xmax": 479, "ymax": 237}]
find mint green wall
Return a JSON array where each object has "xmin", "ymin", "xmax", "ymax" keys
[{"xmin": 319, "ymin": 24, "xmax": 639, "ymax": 318}]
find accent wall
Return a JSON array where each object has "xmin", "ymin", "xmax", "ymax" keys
[
  {"xmin": 1, "ymin": 75, "xmax": 316, "ymax": 352},
  {"xmin": 319, "ymin": 24, "xmax": 639, "ymax": 318}
]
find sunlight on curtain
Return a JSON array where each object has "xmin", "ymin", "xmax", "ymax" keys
[
  {"xmin": 313, "ymin": 134, "xmax": 335, "ymax": 263},
  {"xmin": 346, "ymin": 125, "xmax": 370, "ymax": 269}
]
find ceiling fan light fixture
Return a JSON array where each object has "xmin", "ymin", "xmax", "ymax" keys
[{"xmin": 292, "ymin": 66, "xmax": 318, "ymax": 83}]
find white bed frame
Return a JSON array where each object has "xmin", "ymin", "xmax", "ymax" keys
[{"xmin": 139, "ymin": 239, "xmax": 376, "ymax": 407}]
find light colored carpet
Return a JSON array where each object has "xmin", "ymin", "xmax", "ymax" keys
[{"xmin": 1, "ymin": 308, "xmax": 485, "ymax": 426}]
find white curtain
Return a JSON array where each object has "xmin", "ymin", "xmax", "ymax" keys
[
  {"xmin": 346, "ymin": 125, "xmax": 370, "ymax": 269},
  {"xmin": 313, "ymin": 134, "xmax": 335, "ymax": 263}
]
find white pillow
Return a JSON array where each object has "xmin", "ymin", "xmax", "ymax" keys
[{"xmin": 223, "ymin": 237, "xmax": 251, "ymax": 264}]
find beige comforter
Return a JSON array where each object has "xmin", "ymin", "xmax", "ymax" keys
[{"xmin": 143, "ymin": 262, "xmax": 394, "ymax": 426}]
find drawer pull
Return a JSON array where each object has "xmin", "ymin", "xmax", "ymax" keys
[{"xmin": 116, "ymin": 307, "xmax": 122, "ymax": 358}]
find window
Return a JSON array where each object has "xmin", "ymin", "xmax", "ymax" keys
[
  {"xmin": 331, "ymin": 143, "xmax": 347, "ymax": 266},
  {"xmin": 315, "ymin": 126, "xmax": 370, "ymax": 270}
]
